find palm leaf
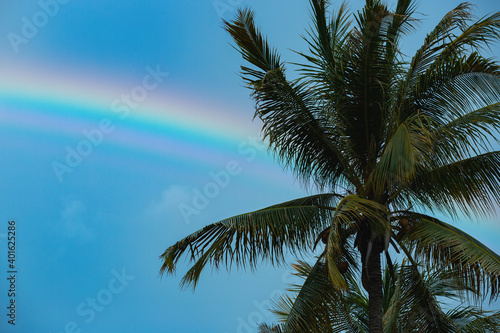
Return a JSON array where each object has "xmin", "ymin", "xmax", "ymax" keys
[
  {"xmin": 401, "ymin": 213, "xmax": 500, "ymax": 299},
  {"xmin": 223, "ymin": 8, "xmax": 281, "ymax": 77},
  {"xmin": 224, "ymin": 8, "xmax": 360, "ymax": 190},
  {"xmin": 394, "ymin": 265, "xmax": 457, "ymax": 332},
  {"xmin": 159, "ymin": 194, "xmax": 338, "ymax": 288},
  {"xmin": 403, "ymin": 152, "xmax": 500, "ymax": 217}
]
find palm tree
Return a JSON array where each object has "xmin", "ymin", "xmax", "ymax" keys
[
  {"xmin": 260, "ymin": 260, "xmax": 500, "ymax": 332},
  {"xmin": 160, "ymin": 0, "xmax": 500, "ymax": 331}
]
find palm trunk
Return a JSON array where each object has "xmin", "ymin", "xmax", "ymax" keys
[{"xmin": 367, "ymin": 244, "xmax": 383, "ymax": 333}]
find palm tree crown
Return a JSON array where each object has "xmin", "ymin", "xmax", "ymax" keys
[{"xmin": 160, "ymin": 1, "xmax": 500, "ymax": 331}]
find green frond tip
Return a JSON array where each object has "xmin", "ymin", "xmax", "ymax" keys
[{"xmin": 223, "ymin": 8, "xmax": 282, "ymax": 76}]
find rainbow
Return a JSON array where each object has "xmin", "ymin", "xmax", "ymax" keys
[{"xmin": 0, "ymin": 63, "xmax": 265, "ymax": 167}]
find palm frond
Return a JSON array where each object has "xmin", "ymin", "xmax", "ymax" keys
[
  {"xmin": 223, "ymin": 8, "xmax": 281, "ymax": 79},
  {"xmin": 431, "ymin": 102, "xmax": 500, "ymax": 159},
  {"xmin": 159, "ymin": 194, "xmax": 338, "ymax": 289},
  {"xmin": 164, "ymin": 1, "xmax": 500, "ymax": 331},
  {"xmin": 401, "ymin": 213, "xmax": 500, "ymax": 299},
  {"xmin": 370, "ymin": 115, "xmax": 433, "ymax": 196},
  {"xmin": 296, "ymin": 0, "xmax": 351, "ymax": 90},
  {"xmin": 416, "ymin": 59, "xmax": 500, "ymax": 129},
  {"xmin": 252, "ymin": 69, "xmax": 359, "ymax": 190},
  {"xmin": 403, "ymin": 151, "xmax": 500, "ymax": 217},
  {"xmin": 225, "ymin": 7, "xmax": 361, "ymax": 190}
]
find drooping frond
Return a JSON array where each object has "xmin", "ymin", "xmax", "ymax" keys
[
  {"xmin": 252, "ymin": 70, "xmax": 357, "ymax": 189},
  {"xmin": 370, "ymin": 114, "xmax": 433, "ymax": 197},
  {"xmin": 327, "ymin": 195, "xmax": 389, "ymax": 289},
  {"xmin": 159, "ymin": 194, "xmax": 338, "ymax": 289},
  {"xmin": 400, "ymin": 213, "xmax": 500, "ymax": 300}
]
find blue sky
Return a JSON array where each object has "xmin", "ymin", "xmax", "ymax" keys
[{"xmin": 0, "ymin": 0, "xmax": 499, "ymax": 332}]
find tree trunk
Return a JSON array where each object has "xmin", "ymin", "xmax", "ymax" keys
[{"xmin": 367, "ymin": 242, "xmax": 383, "ymax": 333}]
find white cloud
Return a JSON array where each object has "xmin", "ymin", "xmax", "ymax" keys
[
  {"xmin": 58, "ymin": 199, "xmax": 94, "ymax": 240},
  {"xmin": 144, "ymin": 185, "xmax": 191, "ymax": 222}
]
